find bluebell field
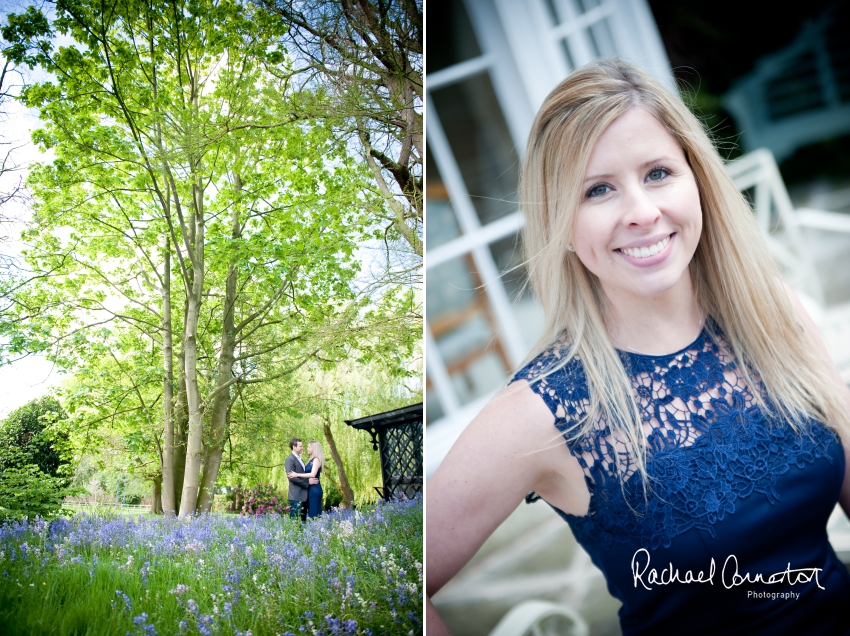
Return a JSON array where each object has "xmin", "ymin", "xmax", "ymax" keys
[{"xmin": 0, "ymin": 497, "xmax": 423, "ymax": 635}]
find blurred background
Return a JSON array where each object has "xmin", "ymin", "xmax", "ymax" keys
[{"xmin": 425, "ymin": 1, "xmax": 850, "ymax": 634}]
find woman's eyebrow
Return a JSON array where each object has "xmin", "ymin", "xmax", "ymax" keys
[
  {"xmin": 582, "ymin": 157, "xmax": 674, "ymax": 184},
  {"xmin": 583, "ymin": 172, "xmax": 614, "ymax": 184}
]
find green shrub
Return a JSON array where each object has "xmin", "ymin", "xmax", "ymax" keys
[
  {"xmin": 0, "ymin": 447, "xmax": 75, "ymax": 520},
  {"xmin": 0, "ymin": 397, "xmax": 75, "ymax": 520},
  {"xmin": 0, "ymin": 396, "xmax": 68, "ymax": 477},
  {"xmin": 238, "ymin": 484, "xmax": 288, "ymax": 515},
  {"xmin": 323, "ymin": 479, "xmax": 343, "ymax": 509}
]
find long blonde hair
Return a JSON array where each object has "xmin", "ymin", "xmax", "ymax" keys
[
  {"xmin": 520, "ymin": 59, "xmax": 850, "ymax": 482},
  {"xmin": 308, "ymin": 440, "xmax": 325, "ymax": 467}
]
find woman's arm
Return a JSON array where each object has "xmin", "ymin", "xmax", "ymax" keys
[
  {"xmin": 783, "ymin": 284, "xmax": 850, "ymax": 517},
  {"xmin": 426, "ymin": 381, "xmax": 589, "ymax": 634},
  {"xmin": 288, "ymin": 459, "xmax": 321, "ymax": 479}
]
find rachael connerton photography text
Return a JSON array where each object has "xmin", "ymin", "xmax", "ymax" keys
[{"xmin": 631, "ymin": 548, "xmax": 825, "ymax": 590}]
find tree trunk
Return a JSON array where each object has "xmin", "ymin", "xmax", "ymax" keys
[
  {"xmin": 179, "ymin": 294, "xmax": 203, "ymax": 517},
  {"xmin": 197, "ymin": 268, "xmax": 236, "ymax": 512},
  {"xmin": 198, "ymin": 183, "xmax": 241, "ymax": 513},
  {"xmin": 178, "ymin": 180, "xmax": 206, "ymax": 517},
  {"xmin": 151, "ymin": 475, "xmax": 163, "ymax": 515},
  {"xmin": 323, "ymin": 415, "xmax": 355, "ymax": 509},
  {"xmin": 161, "ymin": 242, "xmax": 177, "ymax": 516},
  {"xmin": 172, "ymin": 345, "xmax": 188, "ymax": 513}
]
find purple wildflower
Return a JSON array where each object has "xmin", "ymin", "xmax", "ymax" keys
[{"xmin": 115, "ymin": 590, "xmax": 132, "ymax": 612}]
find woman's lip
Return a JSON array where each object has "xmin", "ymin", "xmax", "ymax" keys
[
  {"xmin": 617, "ymin": 233, "xmax": 673, "ymax": 251},
  {"xmin": 616, "ymin": 233, "xmax": 675, "ymax": 267}
]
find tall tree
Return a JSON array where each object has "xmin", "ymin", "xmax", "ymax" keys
[
  {"xmin": 263, "ymin": 0, "xmax": 423, "ymax": 268},
  {"xmin": 2, "ymin": 0, "xmax": 371, "ymax": 515}
]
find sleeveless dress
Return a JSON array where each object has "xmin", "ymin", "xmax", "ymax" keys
[
  {"xmin": 305, "ymin": 459, "xmax": 323, "ymax": 518},
  {"xmin": 512, "ymin": 322, "xmax": 850, "ymax": 635}
]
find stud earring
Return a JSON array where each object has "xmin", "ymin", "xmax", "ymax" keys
[{"xmin": 568, "ymin": 245, "xmax": 575, "ymax": 252}]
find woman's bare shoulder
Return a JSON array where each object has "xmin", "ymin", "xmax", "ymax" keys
[
  {"xmin": 426, "ymin": 380, "xmax": 571, "ymax": 593},
  {"xmin": 427, "ymin": 376, "xmax": 591, "ymax": 595},
  {"xmin": 466, "ymin": 379, "xmax": 557, "ymax": 446}
]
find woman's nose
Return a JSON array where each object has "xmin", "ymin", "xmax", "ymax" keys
[{"xmin": 621, "ymin": 187, "xmax": 662, "ymax": 228}]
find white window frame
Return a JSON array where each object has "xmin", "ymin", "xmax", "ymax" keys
[{"xmin": 425, "ymin": 0, "xmax": 674, "ymax": 470}]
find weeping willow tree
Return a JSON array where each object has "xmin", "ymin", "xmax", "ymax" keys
[{"xmin": 220, "ymin": 358, "xmax": 420, "ymax": 509}]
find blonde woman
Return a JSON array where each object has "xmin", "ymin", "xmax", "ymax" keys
[
  {"xmin": 287, "ymin": 440, "xmax": 324, "ymax": 518},
  {"xmin": 427, "ymin": 60, "xmax": 850, "ymax": 635}
]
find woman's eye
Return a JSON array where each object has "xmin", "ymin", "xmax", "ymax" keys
[
  {"xmin": 587, "ymin": 183, "xmax": 610, "ymax": 198},
  {"xmin": 647, "ymin": 168, "xmax": 669, "ymax": 181}
]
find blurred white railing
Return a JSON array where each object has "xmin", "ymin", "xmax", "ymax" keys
[
  {"xmin": 488, "ymin": 600, "xmax": 590, "ymax": 636},
  {"xmin": 726, "ymin": 149, "xmax": 850, "ymax": 382}
]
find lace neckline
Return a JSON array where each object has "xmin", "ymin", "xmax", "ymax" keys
[{"xmin": 613, "ymin": 323, "xmax": 709, "ymax": 359}]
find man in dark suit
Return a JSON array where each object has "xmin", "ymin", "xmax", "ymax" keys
[{"xmin": 286, "ymin": 438, "xmax": 310, "ymax": 521}]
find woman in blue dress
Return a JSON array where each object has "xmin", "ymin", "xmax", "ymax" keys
[
  {"xmin": 288, "ymin": 440, "xmax": 323, "ymax": 518},
  {"xmin": 427, "ymin": 59, "xmax": 850, "ymax": 635}
]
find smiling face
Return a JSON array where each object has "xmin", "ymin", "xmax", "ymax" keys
[{"xmin": 572, "ymin": 108, "xmax": 702, "ymax": 304}]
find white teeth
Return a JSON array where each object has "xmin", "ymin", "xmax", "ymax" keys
[{"xmin": 622, "ymin": 236, "xmax": 670, "ymax": 258}]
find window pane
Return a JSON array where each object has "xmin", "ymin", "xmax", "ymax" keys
[
  {"xmin": 588, "ymin": 18, "xmax": 616, "ymax": 57},
  {"xmin": 426, "ymin": 0, "xmax": 483, "ymax": 73},
  {"xmin": 489, "ymin": 233, "xmax": 546, "ymax": 351},
  {"xmin": 431, "ymin": 72, "xmax": 520, "ymax": 226},
  {"xmin": 426, "ymin": 147, "xmax": 462, "ymax": 249},
  {"xmin": 577, "ymin": 0, "xmax": 601, "ymax": 12},
  {"xmin": 427, "ymin": 255, "xmax": 510, "ymax": 407},
  {"xmin": 426, "ymin": 387, "xmax": 444, "ymax": 424},
  {"xmin": 542, "ymin": 0, "xmax": 559, "ymax": 24}
]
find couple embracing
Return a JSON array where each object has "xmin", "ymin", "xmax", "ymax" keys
[{"xmin": 285, "ymin": 438, "xmax": 324, "ymax": 521}]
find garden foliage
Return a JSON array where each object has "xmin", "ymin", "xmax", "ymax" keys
[
  {"xmin": 234, "ymin": 485, "xmax": 289, "ymax": 516},
  {"xmin": 0, "ymin": 397, "xmax": 75, "ymax": 520},
  {"xmin": 0, "ymin": 396, "xmax": 67, "ymax": 477}
]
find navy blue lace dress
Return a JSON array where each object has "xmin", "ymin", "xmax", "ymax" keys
[
  {"xmin": 305, "ymin": 459, "xmax": 323, "ymax": 519},
  {"xmin": 513, "ymin": 323, "xmax": 850, "ymax": 635}
]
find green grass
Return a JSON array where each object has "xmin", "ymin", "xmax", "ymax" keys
[{"xmin": 62, "ymin": 504, "xmax": 150, "ymax": 519}]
